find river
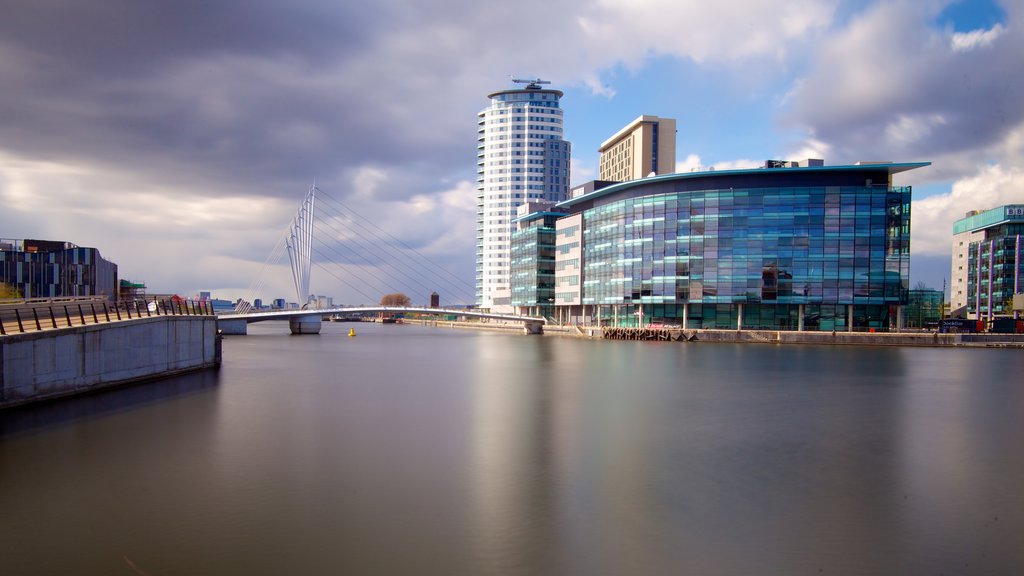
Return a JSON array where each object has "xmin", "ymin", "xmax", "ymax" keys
[{"xmin": 2, "ymin": 321, "xmax": 1023, "ymax": 575}]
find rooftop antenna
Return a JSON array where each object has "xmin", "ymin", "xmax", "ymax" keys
[{"xmin": 511, "ymin": 76, "xmax": 551, "ymax": 90}]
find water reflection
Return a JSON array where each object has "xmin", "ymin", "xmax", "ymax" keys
[
  {"xmin": 894, "ymin": 348, "xmax": 1024, "ymax": 574},
  {"xmin": 0, "ymin": 369, "xmax": 220, "ymax": 439},
  {"xmin": 2, "ymin": 324, "xmax": 1023, "ymax": 575}
]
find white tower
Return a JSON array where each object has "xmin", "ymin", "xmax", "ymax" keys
[{"xmin": 476, "ymin": 78, "xmax": 570, "ymax": 310}]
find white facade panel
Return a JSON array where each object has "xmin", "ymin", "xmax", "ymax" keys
[{"xmin": 476, "ymin": 84, "xmax": 570, "ymax": 309}]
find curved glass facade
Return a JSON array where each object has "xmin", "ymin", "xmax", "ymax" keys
[{"xmin": 577, "ymin": 183, "xmax": 911, "ymax": 330}]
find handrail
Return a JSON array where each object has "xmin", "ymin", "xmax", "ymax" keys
[{"xmin": 0, "ymin": 297, "xmax": 214, "ymax": 336}]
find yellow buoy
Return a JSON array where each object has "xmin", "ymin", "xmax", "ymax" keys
[{"xmin": 348, "ymin": 328, "xmax": 357, "ymax": 337}]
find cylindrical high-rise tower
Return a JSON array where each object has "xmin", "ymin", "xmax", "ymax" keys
[{"xmin": 476, "ymin": 80, "xmax": 571, "ymax": 310}]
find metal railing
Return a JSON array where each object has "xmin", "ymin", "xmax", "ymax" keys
[{"xmin": 0, "ymin": 298, "xmax": 214, "ymax": 336}]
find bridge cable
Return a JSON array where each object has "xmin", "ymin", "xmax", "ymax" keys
[
  {"xmin": 310, "ymin": 201, "xmax": 475, "ymax": 304},
  {"xmin": 313, "ymin": 196, "xmax": 474, "ymax": 302},
  {"xmin": 316, "ymin": 191, "xmax": 477, "ymax": 297},
  {"xmin": 309, "ymin": 242, "xmax": 426, "ymax": 304},
  {"xmin": 307, "ymin": 249, "xmax": 380, "ymax": 304},
  {"xmin": 316, "ymin": 191, "xmax": 477, "ymax": 302},
  {"xmin": 240, "ymin": 222, "xmax": 293, "ymax": 309},
  {"xmin": 309, "ymin": 228, "xmax": 443, "ymax": 304}
]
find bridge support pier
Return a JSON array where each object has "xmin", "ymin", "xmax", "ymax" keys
[
  {"xmin": 289, "ymin": 314, "xmax": 322, "ymax": 335},
  {"xmin": 523, "ymin": 321, "xmax": 544, "ymax": 335},
  {"xmin": 218, "ymin": 318, "xmax": 248, "ymax": 335}
]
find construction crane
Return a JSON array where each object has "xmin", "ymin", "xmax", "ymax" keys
[{"xmin": 510, "ymin": 77, "xmax": 551, "ymax": 89}]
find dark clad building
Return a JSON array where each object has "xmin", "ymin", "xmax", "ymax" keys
[{"xmin": 0, "ymin": 238, "xmax": 118, "ymax": 300}]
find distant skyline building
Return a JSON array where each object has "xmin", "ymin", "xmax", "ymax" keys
[
  {"xmin": 598, "ymin": 115, "xmax": 676, "ymax": 183},
  {"xmin": 476, "ymin": 79, "xmax": 571, "ymax": 310},
  {"xmin": 951, "ymin": 204, "xmax": 1023, "ymax": 319}
]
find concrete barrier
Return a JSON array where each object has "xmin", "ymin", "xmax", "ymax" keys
[{"xmin": 1, "ymin": 316, "xmax": 220, "ymax": 409}]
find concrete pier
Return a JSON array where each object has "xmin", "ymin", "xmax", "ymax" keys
[
  {"xmin": 523, "ymin": 320, "xmax": 544, "ymax": 335},
  {"xmin": 1, "ymin": 315, "xmax": 220, "ymax": 409},
  {"xmin": 288, "ymin": 314, "xmax": 322, "ymax": 335},
  {"xmin": 218, "ymin": 317, "xmax": 249, "ymax": 335}
]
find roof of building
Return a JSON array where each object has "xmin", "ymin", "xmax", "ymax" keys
[
  {"xmin": 599, "ymin": 115, "xmax": 674, "ymax": 151},
  {"xmin": 486, "ymin": 87, "xmax": 564, "ymax": 100},
  {"xmin": 556, "ymin": 161, "xmax": 931, "ymax": 210},
  {"xmin": 953, "ymin": 204, "xmax": 1024, "ymax": 234},
  {"xmin": 511, "ymin": 211, "xmax": 568, "ymax": 224}
]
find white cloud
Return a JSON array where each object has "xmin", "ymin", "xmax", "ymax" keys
[
  {"xmin": 787, "ymin": 138, "xmax": 831, "ymax": 163},
  {"xmin": 676, "ymin": 154, "xmax": 703, "ymax": 173},
  {"xmin": 784, "ymin": 0, "xmax": 1024, "ymax": 167},
  {"xmin": 884, "ymin": 113, "xmax": 948, "ymax": 150},
  {"xmin": 708, "ymin": 158, "xmax": 763, "ymax": 171},
  {"xmin": 351, "ymin": 166, "xmax": 389, "ymax": 201},
  {"xmin": 675, "ymin": 154, "xmax": 762, "ymax": 173},
  {"xmin": 577, "ymin": 0, "xmax": 837, "ymax": 69},
  {"xmin": 579, "ymin": 72, "xmax": 617, "ymax": 99},
  {"xmin": 912, "ymin": 163, "xmax": 1023, "ymax": 256},
  {"xmin": 0, "ymin": 150, "xmax": 298, "ymax": 298},
  {"xmin": 951, "ymin": 23, "xmax": 1006, "ymax": 53}
]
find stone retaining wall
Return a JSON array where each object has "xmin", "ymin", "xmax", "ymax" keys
[{"xmin": 1, "ymin": 316, "xmax": 220, "ymax": 409}]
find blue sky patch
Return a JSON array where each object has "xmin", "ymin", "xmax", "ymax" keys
[{"xmin": 936, "ymin": 0, "xmax": 1007, "ymax": 32}]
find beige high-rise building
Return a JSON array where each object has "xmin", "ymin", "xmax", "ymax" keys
[{"xmin": 598, "ymin": 115, "xmax": 676, "ymax": 182}]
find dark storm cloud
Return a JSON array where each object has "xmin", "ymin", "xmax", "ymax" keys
[
  {"xmin": 0, "ymin": 0, "xmax": 486, "ymax": 200},
  {"xmin": 0, "ymin": 1, "xmax": 369, "ymax": 70}
]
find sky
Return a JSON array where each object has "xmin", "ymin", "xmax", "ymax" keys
[{"xmin": 1, "ymin": 0, "xmax": 1022, "ymax": 305}]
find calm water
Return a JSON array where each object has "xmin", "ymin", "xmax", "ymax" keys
[{"xmin": 2, "ymin": 322, "xmax": 1023, "ymax": 575}]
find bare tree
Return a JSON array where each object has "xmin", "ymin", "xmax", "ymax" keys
[{"xmin": 380, "ymin": 293, "xmax": 411, "ymax": 307}]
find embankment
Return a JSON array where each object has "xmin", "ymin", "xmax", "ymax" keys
[
  {"xmin": 405, "ymin": 318, "xmax": 1024, "ymax": 347},
  {"xmin": 1, "ymin": 316, "xmax": 220, "ymax": 409}
]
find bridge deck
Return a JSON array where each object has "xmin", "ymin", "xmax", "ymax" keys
[{"xmin": 218, "ymin": 306, "xmax": 545, "ymax": 324}]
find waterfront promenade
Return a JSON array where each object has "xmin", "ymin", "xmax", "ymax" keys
[{"xmin": 406, "ymin": 317, "xmax": 1024, "ymax": 347}]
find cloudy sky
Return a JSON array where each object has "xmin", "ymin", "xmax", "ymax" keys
[{"xmin": 1, "ymin": 0, "xmax": 1021, "ymax": 305}]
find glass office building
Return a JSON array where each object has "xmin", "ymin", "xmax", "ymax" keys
[
  {"xmin": 906, "ymin": 288, "xmax": 944, "ymax": 328},
  {"xmin": 510, "ymin": 208, "xmax": 562, "ymax": 319},
  {"xmin": 951, "ymin": 205, "xmax": 1024, "ymax": 317},
  {"xmin": 554, "ymin": 161, "xmax": 928, "ymax": 330}
]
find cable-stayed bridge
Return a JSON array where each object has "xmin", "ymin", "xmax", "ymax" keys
[
  {"xmin": 223, "ymin": 185, "xmax": 546, "ymax": 334},
  {"xmin": 217, "ymin": 306, "xmax": 545, "ymax": 335}
]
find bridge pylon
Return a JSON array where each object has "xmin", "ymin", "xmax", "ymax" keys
[{"xmin": 286, "ymin": 185, "xmax": 316, "ymax": 307}]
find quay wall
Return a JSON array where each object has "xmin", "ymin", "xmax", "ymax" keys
[
  {"xmin": 1, "ymin": 316, "xmax": 220, "ymax": 409},
  {"xmin": 404, "ymin": 318, "xmax": 1024, "ymax": 347}
]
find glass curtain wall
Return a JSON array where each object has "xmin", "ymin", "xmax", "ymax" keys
[
  {"xmin": 581, "ymin": 185, "xmax": 911, "ymax": 330},
  {"xmin": 511, "ymin": 217, "xmax": 558, "ymax": 318}
]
